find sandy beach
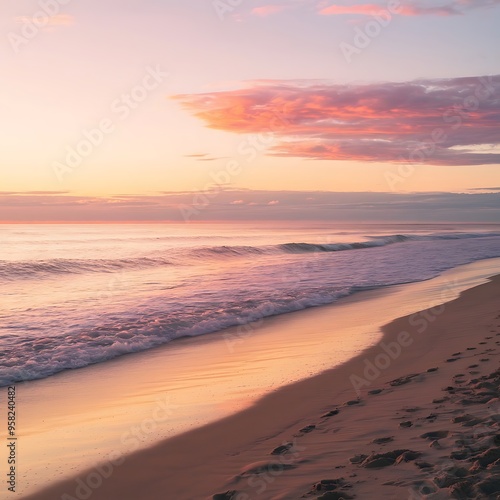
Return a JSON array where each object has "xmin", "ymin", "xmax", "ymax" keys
[
  {"xmin": 22, "ymin": 270, "xmax": 500, "ymax": 500},
  {"xmin": 5, "ymin": 0, "xmax": 500, "ymax": 495}
]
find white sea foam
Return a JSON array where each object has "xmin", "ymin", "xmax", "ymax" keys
[{"xmin": 1, "ymin": 224, "xmax": 500, "ymax": 385}]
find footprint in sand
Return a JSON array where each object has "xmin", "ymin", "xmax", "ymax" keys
[
  {"xmin": 297, "ymin": 424, "xmax": 316, "ymax": 435},
  {"xmin": 433, "ymin": 397, "xmax": 448, "ymax": 404},
  {"xmin": 452, "ymin": 414, "xmax": 484, "ymax": 426},
  {"xmin": 322, "ymin": 409, "xmax": 340, "ymax": 418},
  {"xmin": 403, "ymin": 407, "xmax": 421, "ymax": 413},
  {"xmin": 270, "ymin": 442, "xmax": 293, "ymax": 455},
  {"xmin": 415, "ymin": 460, "xmax": 434, "ymax": 470},
  {"xmin": 212, "ymin": 491, "xmax": 237, "ymax": 500},
  {"xmin": 240, "ymin": 461, "xmax": 297, "ymax": 476},
  {"xmin": 343, "ymin": 399, "xmax": 361, "ymax": 406},
  {"xmin": 361, "ymin": 449, "xmax": 421, "ymax": 468},
  {"xmin": 399, "ymin": 421, "xmax": 413, "ymax": 428},
  {"xmin": 372, "ymin": 436, "xmax": 394, "ymax": 445},
  {"xmin": 420, "ymin": 430, "xmax": 449, "ymax": 440},
  {"xmin": 389, "ymin": 374, "xmax": 419, "ymax": 386},
  {"xmin": 308, "ymin": 478, "xmax": 354, "ymax": 499}
]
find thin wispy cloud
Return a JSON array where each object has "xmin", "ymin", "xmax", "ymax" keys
[
  {"xmin": 0, "ymin": 191, "xmax": 70, "ymax": 196},
  {"xmin": 1, "ymin": 190, "xmax": 499, "ymax": 222},
  {"xmin": 252, "ymin": 5, "xmax": 289, "ymax": 17},
  {"xmin": 246, "ymin": 0, "xmax": 318, "ymax": 18},
  {"xmin": 249, "ymin": 0, "xmax": 500, "ymax": 18},
  {"xmin": 319, "ymin": 3, "xmax": 457, "ymax": 16},
  {"xmin": 174, "ymin": 75, "xmax": 500, "ymax": 167},
  {"xmin": 468, "ymin": 186, "xmax": 500, "ymax": 193},
  {"xmin": 319, "ymin": 0, "xmax": 500, "ymax": 17},
  {"xmin": 15, "ymin": 14, "xmax": 74, "ymax": 27},
  {"xmin": 184, "ymin": 153, "xmax": 227, "ymax": 162}
]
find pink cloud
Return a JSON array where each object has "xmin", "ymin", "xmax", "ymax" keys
[
  {"xmin": 251, "ymin": 5, "xmax": 288, "ymax": 17},
  {"xmin": 174, "ymin": 75, "xmax": 500, "ymax": 166},
  {"xmin": 319, "ymin": 0, "xmax": 500, "ymax": 17},
  {"xmin": 320, "ymin": 4, "xmax": 389, "ymax": 16},
  {"xmin": 396, "ymin": 4, "xmax": 459, "ymax": 16}
]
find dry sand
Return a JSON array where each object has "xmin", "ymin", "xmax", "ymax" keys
[{"xmin": 24, "ymin": 275, "xmax": 500, "ymax": 500}]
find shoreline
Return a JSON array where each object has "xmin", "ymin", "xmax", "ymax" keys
[
  {"xmin": 22, "ymin": 267, "xmax": 500, "ymax": 499},
  {"xmin": 8, "ymin": 255, "xmax": 499, "ymax": 392}
]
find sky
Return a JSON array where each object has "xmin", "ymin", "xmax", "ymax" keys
[{"xmin": 0, "ymin": 0, "xmax": 499, "ymax": 221}]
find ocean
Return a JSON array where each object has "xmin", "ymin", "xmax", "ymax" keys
[{"xmin": 2, "ymin": 222, "xmax": 500, "ymax": 387}]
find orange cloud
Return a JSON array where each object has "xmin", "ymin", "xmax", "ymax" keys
[
  {"xmin": 15, "ymin": 14, "xmax": 74, "ymax": 27},
  {"xmin": 174, "ymin": 75, "xmax": 500, "ymax": 166}
]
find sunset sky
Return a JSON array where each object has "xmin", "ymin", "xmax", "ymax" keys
[{"xmin": 1, "ymin": 0, "xmax": 499, "ymax": 221}]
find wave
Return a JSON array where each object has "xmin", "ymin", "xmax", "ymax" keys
[
  {"xmin": 192, "ymin": 245, "xmax": 268, "ymax": 257},
  {"xmin": 2, "ymin": 230, "xmax": 500, "ymax": 385},
  {"xmin": 279, "ymin": 234, "xmax": 410, "ymax": 253},
  {"xmin": 0, "ymin": 257, "xmax": 173, "ymax": 281},
  {"xmin": 185, "ymin": 232, "xmax": 500, "ymax": 257},
  {"xmin": 0, "ymin": 284, "xmax": 379, "ymax": 386},
  {"xmin": 2, "ymin": 231, "xmax": 499, "ymax": 281},
  {"xmin": 279, "ymin": 232, "xmax": 500, "ymax": 254}
]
